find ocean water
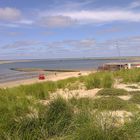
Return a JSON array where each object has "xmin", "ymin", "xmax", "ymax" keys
[{"xmin": 0, "ymin": 59, "xmax": 135, "ymax": 83}]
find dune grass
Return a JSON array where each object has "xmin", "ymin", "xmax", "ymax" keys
[
  {"xmin": 45, "ymin": 97, "xmax": 73, "ymax": 137},
  {"xmin": 69, "ymin": 96, "xmax": 134, "ymax": 111},
  {"xmin": 130, "ymin": 92, "xmax": 140, "ymax": 104},
  {"xmin": 0, "ymin": 69, "xmax": 140, "ymax": 139},
  {"xmin": 120, "ymin": 113, "xmax": 140, "ymax": 140},
  {"xmin": 19, "ymin": 83, "xmax": 50, "ymax": 99},
  {"xmin": 97, "ymin": 88, "xmax": 128, "ymax": 96},
  {"xmin": 69, "ymin": 97, "xmax": 95, "ymax": 110},
  {"xmin": 72, "ymin": 111, "xmax": 140, "ymax": 140},
  {"xmin": 70, "ymin": 111, "xmax": 125, "ymax": 140},
  {"xmin": 0, "ymin": 92, "xmax": 139, "ymax": 139},
  {"xmin": 84, "ymin": 72, "xmax": 114, "ymax": 89},
  {"xmin": 92, "ymin": 97, "xmax": 128, "ymax": 111},
  {"xmin": 0, "ymin": 89, "xmax": 38, "ymax": 137},
  {"xmin": 56, "ymin": 77, "xmax": 79, "ymax": 90},
  {"xmin": 0, "ymin": 97, "xmax": 73, "ymax": 139},
  {"xmin": 115, "ymin": 69, "xmax": 140, "ymax": 83}
]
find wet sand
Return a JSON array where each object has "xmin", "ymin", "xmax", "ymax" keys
[{"xmin": 0, "ymin": 71, "xmax": 92, "ymax": 88}]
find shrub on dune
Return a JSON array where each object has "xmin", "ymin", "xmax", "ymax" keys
[
  {"xmin": 45, "ymin": 97, "xmax": 73, "ymax": 136},
  {"xmin": 115, "ymin": 69, "xmax": 140, "ymax": 83},
  {"xmin": 92, "ymin": 97, "xmax": 129, "ymax": 111},
  {"xmin": 71, "ymin": 111, "xmax": 125, "ymax": 140},
  {"xmin": 85, "ymin": 74, "xmax": 101, "ymax": 89},
  {"xmin": 102, "ymin": 73, "xmax": 114, "ymax": 88},
  {"xmin": 85, "ymin": 72, "xmax": 114, "ymax": 90},
  {"xmin": 20, "ymin": 83, "xmax": 49, "ymax": 99},
  {"xmin": 97, "ymin": 88, "xmax": 128, "ymax": 96},
  {"xmin": 130, "ymin": 93, "xmax": 140, "ymax": 104}
]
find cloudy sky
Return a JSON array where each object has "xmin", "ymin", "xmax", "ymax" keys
[{"xmin": 0, "ymin": 0, "xmax": 140, "ymax": 59}]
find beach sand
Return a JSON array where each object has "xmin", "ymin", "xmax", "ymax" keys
[{"xmin": 0, "ymin": 71, "xmax": 92, "ymax": 88}]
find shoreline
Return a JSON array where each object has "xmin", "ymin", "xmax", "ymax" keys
[{"xmin": 0, "ymin": 71, "xmax": 92, "ymax": 89}]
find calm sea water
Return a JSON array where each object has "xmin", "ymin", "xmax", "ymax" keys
[{"xmin": 0, "ymin": 59, "xmax": 136, "ymax": 83}]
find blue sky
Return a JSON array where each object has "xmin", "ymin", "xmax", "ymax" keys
[{"xmin": 0, "ymin": 0, "xmax": 140, "ymax": 59}]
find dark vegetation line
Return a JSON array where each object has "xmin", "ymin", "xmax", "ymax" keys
[{"xmin": 11, "ymin": 68, "xmax": 79, "ymax": 72}]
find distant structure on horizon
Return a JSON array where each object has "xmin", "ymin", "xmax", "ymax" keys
[{"xmin": 98, "ymin": 62, "xmax": 140, "ymax": 71}]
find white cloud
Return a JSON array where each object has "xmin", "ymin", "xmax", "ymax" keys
[
  {"xmin": 1, "ymin": 4, "xmax": 140, "ymax": 28},
  {"xmin": 0, "ymin": 7, "xmax": 21, "ymax": 21},
  {"xmin": 38, "ymin": 16, "xmax": 76, "ymax": 27},
  {"xmin": 1, "ymin": 39, "xmax": 96, "ymax": 51},
  {"xmin": 38, "ymin": 9, "xmax": 140, "ymax": 27},
  {"xmin": 57, "ymin": 10, "xmax": 140, "ymax": 23},
  {"xmin": 1, "ymin": 36, "xmax": 140, "ymax": 58}
]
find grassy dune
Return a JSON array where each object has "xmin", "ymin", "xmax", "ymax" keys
[
  {"xmin": 0, "ymin": 69, "xmax": 140, "ymax": 139},
  {"xmin": 115, "ymin": 68, "xmax": 140, "ymax": 83}
]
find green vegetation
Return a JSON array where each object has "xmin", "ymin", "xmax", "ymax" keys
[
  {"xmin": 0, "ymin": 69, "xmax": 140, "ymax": 139},
  {"xmin": 92, "ymin": 97, "xmax": 128, "ymax": 111},
  {"xmin": 0, "ymin": 94, "xmax": 139, "ymax": 140},
  {"xmin": 19, "ymin": 83, "xmax": 50, "ymax": 99},
  {"xmin": 56, "ymin": 77, "xmax": 79, "ymax": 90},
  {"xmin": 115, "ymin": 69, "xmax": 140, "ymax": 83},
  {"xmin": 0, "ymin": 89, "xmax": 139, "ymax": 139},
  {"xmin": 97, "ymin": 88, "xmax": 128, "ymax": 96},
  {"xmin": 69, "ymin": 97, "xmax": 95, "ymax": 110},
  {"xmin": 69, "ymin": 96, "xmax": 137, "ymax": 111},
  {"xmin": 120, "ymin": 113, "xmax": 140, "ymax": 140},
  {"xmin": 71, "ymin": 111, "xmax": 126, "ymax": 140},
  {"xmin": 130, "ymin": 91, "xmax": 140, "ymax": 104},
  {"xmin": 85, "ymin": 73, "xmax": 101, "ymax": 89},
  {"xmin": 84, "ymin": 72, "xmax": 114, "ymax": 89},
  {"xmin": 45, "ymin": 97, "xmax": 73, "ymax": 136}
]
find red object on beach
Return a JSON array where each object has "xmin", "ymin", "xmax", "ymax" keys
[{"xmin": 38, "ymin": 74, "xmax": 45, "ymax": 80}]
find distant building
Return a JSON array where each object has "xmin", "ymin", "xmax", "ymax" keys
[{"xmin": 98, "ymin": 62, "xmax": 140, "ymax": 71}]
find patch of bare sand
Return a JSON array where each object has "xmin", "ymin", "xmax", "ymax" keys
[
  {"xmin": 51, "ymin": 88, "xmax": 100, "ymax": 100},
  {"xmin": 137, "ymin": 104, "xmax": 140, "ymax": 109},
  {"xmin": 111, "ymin": 111, "xmax": 132, "ymax": 118},
  {"xmin": 115, "ymin": 83, "xmax": 140, "ymax": 92},
  {"xmin": 99, "ymin": 111, "xmax": 132, "ymax": 126},
  {"xmin": 109, "ymin": 111, "xmax": 132, "ymax": 126},
  {"xmin": 118, "ymin": 96, "xmax": 132, "ymax": 100}
]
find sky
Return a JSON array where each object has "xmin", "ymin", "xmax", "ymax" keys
[{"xmin": 0, "ymin": 0, "xmax": 140, "ymax": 59}]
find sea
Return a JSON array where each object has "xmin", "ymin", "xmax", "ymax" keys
[{"xmin": 0, "ymin": 59, "xmax": 137, "ymax": 83}]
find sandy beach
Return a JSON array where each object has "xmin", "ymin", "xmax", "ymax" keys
[{"xmin": 0, "ymin": 71, "xmax": 92, "ymax": 88}]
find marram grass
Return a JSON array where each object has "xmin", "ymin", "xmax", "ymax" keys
[{"xmin": 0, "ymin": 69, "xmax": 140, "ymax": 139}]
